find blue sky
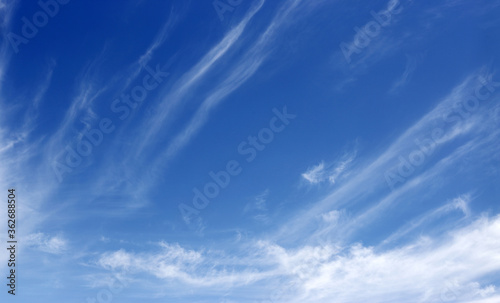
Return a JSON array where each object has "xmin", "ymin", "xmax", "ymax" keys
[{"xmin": 1, "ymin": 0, "xmax": 500, "ymax": 302}]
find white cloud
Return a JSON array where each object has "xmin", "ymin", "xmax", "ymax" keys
[
  {"xmin": 278, "ymin": 68, "xmax": 500, "ymax": 241},
  {"xmin": 96, "ymin": 242, "xmax": 266, "ymax": 288},
  {"xmin": 25, "ymin": 233, "xmax": 67, "ymax": 254},
  {"xmin": 302, "ymin": 162, "xmax": 326, "ymax": 184},
  {"xmin": 98, "ymin": 249, "xmax": 133, "ymax": 270},
  {"xmin": 302, "ymin": 151, "xmax": 356, "ymax": 185},
  {"xmin": 147, "ymin": 0, "xmax": 311, "ymax": 166},
  {"xmin": 321, "ymin": 210, "xmax": 341, "ymax": 223},
  {"xmin": 264, "ymin": 216, "xmax": 500, "ymax": 303},
  {"xmin": 451, "ymin": 194, "xmax": 472, "ymax": 217},
  {"xmin": 135, "ymin": 0, "xmax": 267, "ymax": 155},
  {"xmin": 93, "ymin": 216, "xmax": 500, "ymax": 302}
]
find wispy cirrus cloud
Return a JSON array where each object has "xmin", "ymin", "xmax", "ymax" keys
[
  {"xmin": 2, "ymin": 2, "xmax": 498, "ymax": 302},
  {"xmin": 79, "ymin": 65, "xmax": 500, "ymax": 301},
  {"xmin": 134, "ymin": 0, "xmax": 267, "ymax": 156},
  {"xmin": 380, "ymin": 193, "xmax": 472, "ymax": 246},
  {"xmin": 301, "ymin": 151, "xmax": 356, "ymax": 185},
  {"xmin": 76, "ymin": 1, "xmax": 268, "ymax": 212},
  {"xmin": 114, "ymin": 0, "xmax": 327, "ymax": 196},
  {"xmin": 86, "ymin": 62, "xmax": 500, "ymax": 299},
  {"xmin": 273, "ymin": 67, "xmax": 500, "ymax": 246},
  {"xmin": 389, "ymin": 53, "xmax": 424, "ymax": 94}
]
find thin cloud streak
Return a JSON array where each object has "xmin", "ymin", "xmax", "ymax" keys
[
  {"xmin": 273, "ymin": 68, "xmax": 499, "ymax": 242},
  {"xmin": 145, "ymin": 0, "xmax": 312, "ymax": 181},
  {"xmin": 135, "ymin": 0, "xmax": 267, "ymax": 155}
]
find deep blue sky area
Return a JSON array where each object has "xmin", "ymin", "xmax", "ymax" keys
[{"xmin": 1, "ymin": 0, "xmax": 500, "ymax": 302}]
